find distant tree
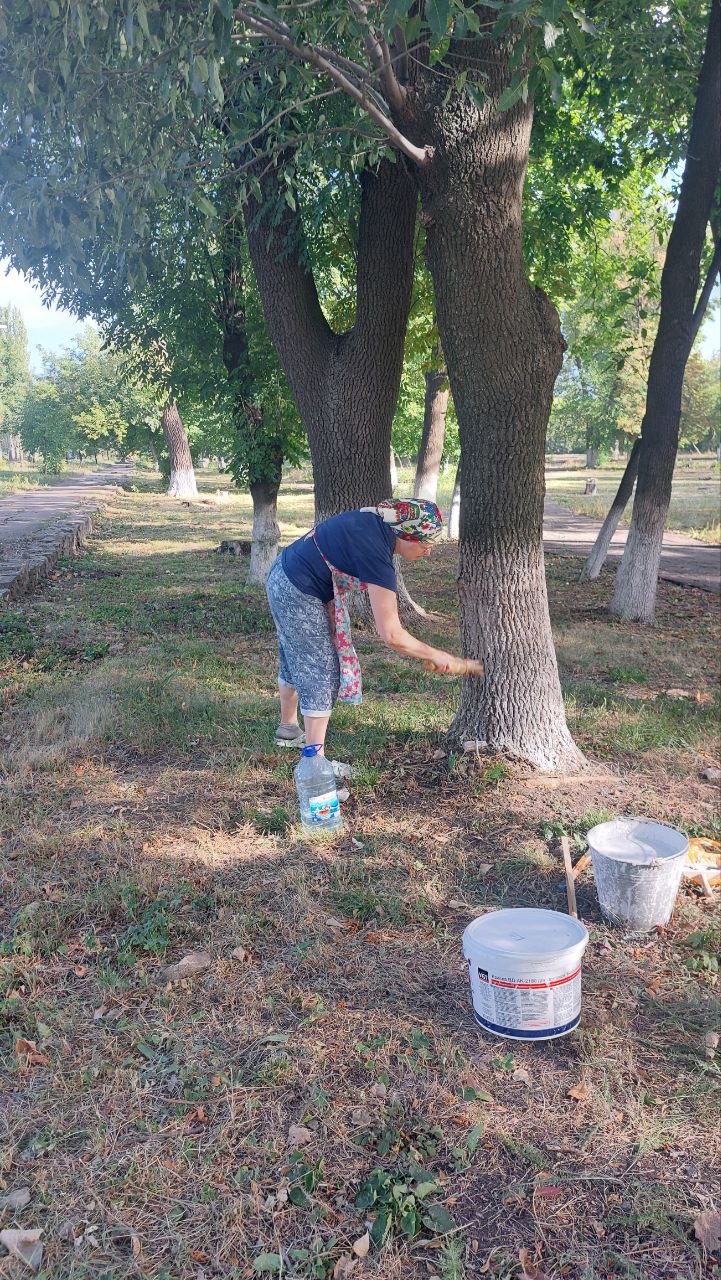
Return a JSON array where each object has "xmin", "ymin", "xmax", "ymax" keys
[
  {"xmin": 0, "ymin": 303, "xmax": 30, "ymax": 461},
  {"xmin": 19, "ymin": 378, "xmax": 76, "ymax": 471}
]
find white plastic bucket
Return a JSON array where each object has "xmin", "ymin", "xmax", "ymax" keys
[
  {"xmin": 587, "ymin": 816, "xmax": 689, "ymax": 933},
  {"xmin": 462, "ymin": 908, "xmax": 589, "ymax": 1041}
]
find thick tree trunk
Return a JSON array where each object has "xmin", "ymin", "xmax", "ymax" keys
[
  {"xmin": 245, "ymin": 158, "xmax": 417, "ymax": 520},
  {"xmin": 448, "ymin": 462, "xmax": 461, "ymax": 541},
  {"xmin": 581, "ymin": 439, "xmax": 641, "ymax": 580},
  {"xmin": 161, "ymin": 403, "xmax": 197, "ymax": 498},
  {"xmin": 610, "ymin": 0, "xmax": 720, "ymax": 622},
  {"xmin": 414, "ymin": 352, "xmax": 449, "ymax": 501},
  {"xmin": 410, "ymin": 58, "xmax": 584, "ymax": 770},
  {"xmin": 216, "ymin": 224, "xmax": 282, "ymax": 581},
  {"xmin": 586, "ymin": 446, "xmax": 599, "ymax": 470},
  {"xmin": 249, "ymin": 476, "xmax": 281, "ymax": 585}
]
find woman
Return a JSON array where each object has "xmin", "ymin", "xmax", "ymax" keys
[{"xmin": 265, "ymin": 498, "xmax": 462, "ymax": 754}]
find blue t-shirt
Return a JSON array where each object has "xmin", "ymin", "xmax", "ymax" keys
[{"xmin": 281, "ymin": 510, "xmax": 397, "ymax": 603}]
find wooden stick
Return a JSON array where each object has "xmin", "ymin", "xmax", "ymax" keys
[
  {"xmin": 561, "ymin": 836, "xmax": 578, "ymax": 919},
  {"xmin": 422, "ymin": 657, "xmax": 484, "ymax": 677}
]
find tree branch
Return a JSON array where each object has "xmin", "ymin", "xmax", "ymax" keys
[
  {"xmin": 690, "ymin": 237, "xmax": 721, "ymax": 343},
  {"xmin": 233, "ymin": 7, "xmax": 431, "ymax": 166},
  {"xmin": 348, "ymin": 0, "xmax": 407, "ymax": 111}
]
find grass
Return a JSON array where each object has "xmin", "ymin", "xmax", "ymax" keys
[
  {"xmin": 1, "ymin": 471, "xmax": 720, "ymax": 1279},
  {"xmin": 543, "ymin": 453, "xmax": 721, "ymax": 544}
]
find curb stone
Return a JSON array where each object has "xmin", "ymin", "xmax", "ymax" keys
[{"xmin": 0, "ymin": 504, "xmax": 103, "ymax": 603}]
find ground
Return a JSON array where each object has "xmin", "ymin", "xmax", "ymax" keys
[
  {"xmin": 542, "ymin": 456, "xmax": 721, "ymax": 546},
  {"xmin": 1, "ymin": 475, "xmax": 719, "ymax": 1280}
]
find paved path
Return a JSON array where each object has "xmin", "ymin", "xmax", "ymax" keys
[
  {"xmin": 0, "ymin": 465, "xmax": 131, "ymax": 601},
  {"xmin": 1, "ymin": 468, "xmax": 719, "ymax": 601},
  {"xmin": 543, "ymin": 497, "xmax": 721, "ymax": 594}
]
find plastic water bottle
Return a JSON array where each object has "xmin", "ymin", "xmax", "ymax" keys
[{"xmin": 294, "ymin": 745, "xmax": 342, "ymax": 833}]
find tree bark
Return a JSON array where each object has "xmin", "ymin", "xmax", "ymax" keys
[
  {"xmin": 586, "ymin": 445, "xmax": 599, "ymax": 470},
  {"xmin": 245, "ymin": 158, "xmax": 417, "ymax": 520},
  {"xmin": 610, "ymin": 0, "xmax": 721, "ymax": 622},
  {"xmin": 216, "ymin": 222, "xmax": 282, "ymax": 582},
  {"xmin": 448, "ymin": 462, "xmax": 461, "ymax": 541},
  {"xmin": 581, "ymin": 438, "xmax": 641, "ymax": 580},
  {"xmin": 409, "ymin": 53, "xmax": 584, "ymax": 770},
  {"xmin": 390, "ymin": 447, "xmax": 399, "ymax": 492},
  {"xmin": 414, "ymin": 349, "xmax": 449, "ymax": 501},
  {"xmin": 161, "ymin": 403, "xmax": 197, "ymax": 498}
]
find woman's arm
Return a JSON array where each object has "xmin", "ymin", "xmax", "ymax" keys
[{"xmin": 367, "ymin": 584, "xmax": 457, "ymax": 672}]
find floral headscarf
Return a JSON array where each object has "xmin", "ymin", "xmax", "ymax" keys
[{"xmin": 373, "ymin": 498, "xmax": 443, "ymax": 541}]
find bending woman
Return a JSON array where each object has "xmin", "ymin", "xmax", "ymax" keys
[{"xmin": 265, "ymin": 498, "xmax": 462, "ymax": 754}]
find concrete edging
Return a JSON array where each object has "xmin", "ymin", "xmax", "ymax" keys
[{"xmin": 0, "ymin": 505, "xmax": 101, "ymax": 603}]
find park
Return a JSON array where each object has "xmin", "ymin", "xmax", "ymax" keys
[{"xmin": 0, "ymin": 1, "xmax": 720, "ymax": 1278}]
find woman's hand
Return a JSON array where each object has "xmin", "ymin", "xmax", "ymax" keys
[{"xmin": 424, "ymin": 649, "xmax": 457, "ymax": 674}]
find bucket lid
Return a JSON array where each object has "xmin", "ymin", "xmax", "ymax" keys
[
  {"xmin": 586, "ymin": 816, "xmax": 689, "ymax": 865},
  {"xmin": 462, "ymin": 908, "xmax": 588, "ymax": 959}
]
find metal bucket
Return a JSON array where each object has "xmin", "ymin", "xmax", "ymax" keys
[{"xmin": 587, "ymin": 816, "xmax": 689, "ymax": 933}]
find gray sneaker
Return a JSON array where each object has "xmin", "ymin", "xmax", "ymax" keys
[{"xmin": 275, "ymin": 724, "xmax": 305, "ymax": 747}]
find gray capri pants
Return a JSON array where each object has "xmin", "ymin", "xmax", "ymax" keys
[{"xmin": 265, "ymin": 557, "xmax": 340, "ymax": 715}]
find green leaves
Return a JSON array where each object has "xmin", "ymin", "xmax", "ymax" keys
[
  {"xmin": 354, "ymin": 1162, "xmax": 457, "ymax": 1248},
  {"xmin": 252, "ymin": 1254, "xmax": 282, "ymax": 1273},
  {"xmin": 425, "ymin": 0, "xmax": 451, "ymax": 40}
]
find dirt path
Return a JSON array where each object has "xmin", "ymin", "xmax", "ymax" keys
[
  {"xmin": 0, "ymin": 464, "xmax": 131, "ymax": 600},
  {"xmin": 543, "ymin": 497, "xmax": 721, "ymax": 593}
]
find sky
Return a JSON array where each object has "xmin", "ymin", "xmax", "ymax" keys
[
  {"xmin": 1, "ymin": 256, "xmax": 719, "ymax": 373},
  {"xmin": 0, "ymin": 260, "xmax": 96, "ymax": 372}
]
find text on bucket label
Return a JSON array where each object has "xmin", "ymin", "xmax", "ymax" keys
[{"xmin": 471, "ymin": 962, "xmax": 582, "ymax": 1032}]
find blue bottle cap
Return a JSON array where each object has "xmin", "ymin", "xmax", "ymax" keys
[{"xmin": 301, "ymin": 744, "xmax": 323, "ymax": 757}]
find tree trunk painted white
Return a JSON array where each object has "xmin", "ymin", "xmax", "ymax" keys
[
  {"xmin": 162, "ymin": 403, "xmax": 198, "ymax": 498},
  {"xmin": 610, "ymin": 0, "xmax": 720, "ymax": 623},
  {"xmin": 448, "ymin": 463, "xmax": 461, "ymax": 540},
  {"xmin": 8, "ymin": 434, "xmax": 24, "ymax": 463},
  {"xmin": 248, "ymin": 479, "xmax": 281, "ymax": 585},
  {"xmin": 389, "ymin": 448, "xmax": 398, "ymax": 492},
  {"xmin": 581, "ymin": 439, "xmax": 641, "ymax": 581},
  {"xmin": 586, "ymin": 447, "xmax": 599, "ymax": 469}
]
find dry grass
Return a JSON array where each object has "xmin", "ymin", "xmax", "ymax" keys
[
  {"xmin": 544, "ymin": 456, "xmax": 721, "ymax": 545},
  {"xmin": 1, "ymin": 477, "xmax": 720, "ymax": 1280}
]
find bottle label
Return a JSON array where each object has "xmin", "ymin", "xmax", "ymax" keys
[{"xmin": 309, "ymin": 789, "xmax": 340, "ymax": 825}]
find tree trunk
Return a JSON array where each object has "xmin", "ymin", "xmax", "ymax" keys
[
  {"xmin": 610, "ymin": 0, "xmax": 720, "ymax": 622},
  {"xmin": 448, "ymin": 462, "xmax": 461, "ymax": 541},
  {"xmin": 581, "ymin": 438, "xmax": 641, "ymax": 580},
  {"xmin": 8, "ymin": 434, "xmax": 24, "ymax": 463},
  {"xmin": 249, "ymin": 475, "xmax": 281, "ymax": 585},
  {"xmin": 612, "ymin": 438, "xmax": 621, "ymax": 461},
  {"xmin": 586, "ymin": 446, "xmax": 599, "ymax": 470},
  {"xmin": 414, "ymin": 351, "xmax": 449, "ymax": 501},
  {"xmin": 245, "ymin": 158, "xmax": 417, "ymax": 520},
  {"xmin": 216, "ymin": 222, "xmax": 283, "ymax": 581},
  {"xmin": 410, "ymin": 57, "xmax": 584, "ymax": 770},
  {"xmin": 390, "ymin": 448, "xmax": 398, "ymax": 492},
  {"xmin": 161, "ymin": 403, "xmax": 198, "ymax": 498}
]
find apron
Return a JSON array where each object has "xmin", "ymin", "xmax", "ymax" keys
[{"xmin": 307, "ymin": 531, "xmax": 366, "ymax": 705}]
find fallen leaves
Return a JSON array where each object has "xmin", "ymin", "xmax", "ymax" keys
[
  {"xmin": 567, "ymin": 1078, "xmax": 591, "ymax": 1103},
  {"xmin": 333, "ymin": 1257, "xmax": 357, "ymax": 1279},
  {"xmin": 14, "ymin": 1039, "xmax": 50, "ymax": 1069},
  {"xmin": 693, "ymin": 1207, "xmax": 721, "ymax": 1253},
  {"xmin": 286, "ymin": 1124, "xmax": 313, "ymax": 1149},
  {"xmin": 0, "ymin": 1227, "xmax": 43, "ymax": 1272},
  {"xmin": 230, "ymin": 945, "xmax": 252, "ymax": 964},
  {"xmin": 0, "ymin": 1187, "xmax": 30, "ymax": 1212},
  {"xmin": 352, "ymin": 1231, "xmax": 370, "ymax": 1257},
  {"xmin": 160, "ymin": 950, "xmax": 212, "ymax": 982},
  {"xmin": 518, "ymin": 1246, "xmax": 548, "ymax": 1279},
  {"xmin": 512, "ymin": 1068, "xmax": 531, "ymax": 1087},
  {"xmin": 704, "ymin": 1031, "xmax": 719, "ymax": 1061}
]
